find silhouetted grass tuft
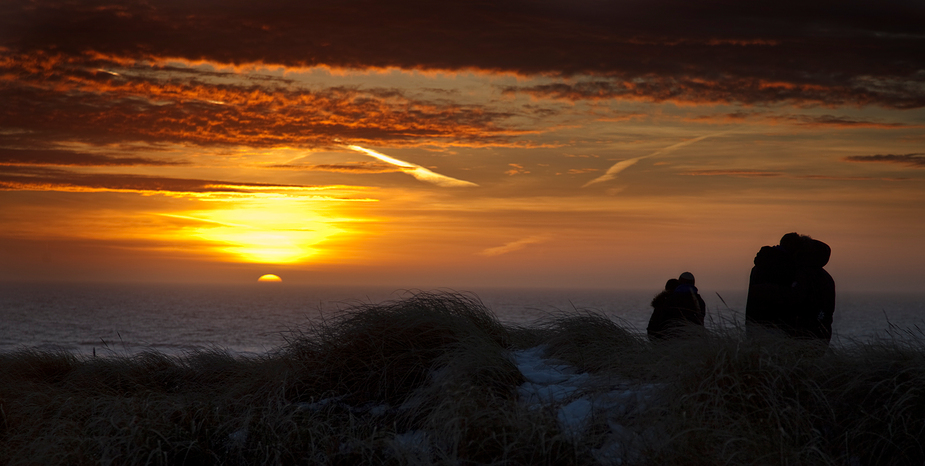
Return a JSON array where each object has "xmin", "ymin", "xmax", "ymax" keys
[{"xmin": 2, "ymin": 290, "xmax": 925, "ymax": 465}]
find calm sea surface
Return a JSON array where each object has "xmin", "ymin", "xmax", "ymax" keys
[{"xmin": 1, "ymin": 282, "xmax": 923, "ymax": 356}]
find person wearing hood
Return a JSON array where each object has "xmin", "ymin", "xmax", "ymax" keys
[
  {"xmin": 746, "ymin": 233, "xmax": 800, "ymax": 335},
  {"xmin": 791, "ymin": 237, "xmax": 836, "ymax": 344},
  {"xmin": 647, "ymin": 272, "xmax": 706, "ymax": 341},
  {"xmin": 746, "ymin": 233, "xmax": 835, "ymax": 345}
]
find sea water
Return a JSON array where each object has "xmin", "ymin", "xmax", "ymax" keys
[{"xmin": 1, "ymin": 282, "xmax": 923, "ymax": 356}]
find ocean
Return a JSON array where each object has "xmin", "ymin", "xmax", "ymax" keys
[{"xmin": 2, "ymin": 282, "xmax": 924, "ymax": 356}]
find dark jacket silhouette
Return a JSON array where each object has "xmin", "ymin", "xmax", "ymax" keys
[
  {"xmin": 647, "ymin": 276, "xmax": 706, "ymax": 341},
  {"xmin": 791, "ymin": 239, "xmax": 836, "ymax": 343},
  {"xmin": 746, "ymin": 243, "xmax": 797, "ymax": 332},
  {"xmin": 746, "ymin": 233, "xmax": 835, "ymax": 344}
]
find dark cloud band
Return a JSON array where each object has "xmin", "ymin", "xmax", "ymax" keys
[
  {"xmin": 0, "ymin": 148, "xmax": 187, "ymax": 166},
  {"xmin": 3, "ymin": 0, "xmax": 923, "ymax": 108},
  {"xmin": 0, "ymin": 166, "xmax": 325, "ymax": 193},
  {"xmin": 843, "ymin": 154, "xmax": 925, "ymax": 167}
]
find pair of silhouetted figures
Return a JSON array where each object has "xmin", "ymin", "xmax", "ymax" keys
[
  {"xmin": 646, "ymin": 271, "xmax": 706, "ymax": 340},
  {"xmin": 745, "ymin": 232, "xmax": 836, "ymax": 343},
  {"xmin": 647, "ymin": 232, "xmax": 836, "ymax": 346}
]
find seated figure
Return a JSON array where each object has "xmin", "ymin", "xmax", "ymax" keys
[{"xmin": 647, "ymin": 272, "xmax": 706, "ymax": 341}]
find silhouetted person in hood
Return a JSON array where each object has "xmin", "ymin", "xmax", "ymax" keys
[
  {"xmin": 792, "ymin": 238, "xmax": 836, "ymax": 343},
  {"xmin": 746, "ymin": 233, "xmax": 835, "ymax": 346},
  {"xmin": 647, "ymin": 273, "xmax": 706, "ymax": 341},
  {"xmin": 746, "ymin": 233, "xmax": 800, "ymax": 334}
]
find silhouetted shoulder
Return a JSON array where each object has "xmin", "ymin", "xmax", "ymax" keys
[{"xmin": 754, "ymin": 245, "xmax": 788, "ymax": 268}]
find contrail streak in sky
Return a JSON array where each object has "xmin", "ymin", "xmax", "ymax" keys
[
  {"xmin": 345, "ymin": 145, "xmax": 478, "ymax": 187},
  {"xmin": 583, "ymin": 132, "xmax": 727, "ymax": 187},
  {"xmin": 159, "ymin": 213, "xmax": 253, "ymax": 229},
  {"xmin": 478, "ymin": 235, "xmax": 550, "ymax": 257}
]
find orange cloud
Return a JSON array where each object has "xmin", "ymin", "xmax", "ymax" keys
[
  {"xmin": 566, "ymin": 168, "xmax": 599, "ymax": 175},
  {"xmin": 504, "ymin": 163, "xmax": 530, "ymax": 176},
  {"xmin": 0, "ymin": 52, "xmax": 529, "ymax": 149}
]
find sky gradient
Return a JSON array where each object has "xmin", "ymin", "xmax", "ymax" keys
[{"xmin": 2, "ymin": 0, "xmax": 923, "ymax": 291}]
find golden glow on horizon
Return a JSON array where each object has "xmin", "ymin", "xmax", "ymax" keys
[
  {"xmin": 162, "ymin": 199, "xmax": 354, "ymax": 264},
  {"xmin": 257, "ymin": 274, "xmax": 282, "ymax": 282}
]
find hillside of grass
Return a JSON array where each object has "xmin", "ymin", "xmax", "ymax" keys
[{"xmin": 2, "ymin": 291, "xmax": 924, "ymax": 465}]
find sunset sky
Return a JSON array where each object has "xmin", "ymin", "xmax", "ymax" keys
[{"xmin": 1, "ymin": 0, "xmax": 923, "ymax": 291}]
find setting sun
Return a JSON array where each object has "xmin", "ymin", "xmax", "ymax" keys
[{"xmin": 257, "ymin": 274, "xmax": 282, "ymax": 282}]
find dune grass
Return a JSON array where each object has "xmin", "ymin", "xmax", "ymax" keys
[{"xmin": 2, "ymin": 291, "xmax": 924, "ymax": 465}]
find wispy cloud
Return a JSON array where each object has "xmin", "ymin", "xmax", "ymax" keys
[
  {"xmin": 785, "ymin": 115, "xmax": 914, "ymax": 129},
  {"xmin": 0, "ymin": 148, "xmax": 187, "ymax": 166},
  {"xmin": 502, "ymin": 77, "xmax": 925, "ymax": 109},
  {"xmin": 0, "ymin": 166, "xmax": 379, "ymax": 199},
  {"xmin": 683, "ymin": 112, "xmax": 916, "ymax": 129},
  {"xmin": 504, "ymin": 163, "xmax": 530, "ymax": 176},
  {"xmin": 681, "ymin": 169, "xmax": 784, "ymax": 177},
  {"xmin": 681, "ymin": 169, "xmax": 908, "ymax": 181},
  {"xmin": 479, "ymin": 236, "xmax": 549, "ymax": 257},
  {"xmin": 345, "ymin": 145, "xmax": 478, "ymax": 187},
  {"xmin": 268, "ymin": 161, "xmax": 400, "ymax": 173},
  {"xmin": 560, "ymin": 168, "xmax": 599, "ymax": 175},
  {"xmin": 583, "ymin": 133, "xmax": 726, "ymax": 187},
  {"xmin": 843, "ymin": 153, "xmax": 925, "ymax": 168}
]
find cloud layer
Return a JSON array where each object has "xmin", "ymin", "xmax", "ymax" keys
[
  {"xmin": 4, "ymin": 0, "xmax": 923, "ymax": 108},
  {"xmin": 0, "ymin": 52, "xmax": 522, "ymax": 149}
]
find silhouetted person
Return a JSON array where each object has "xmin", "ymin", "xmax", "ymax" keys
[
  {"xmin": 647, "ymin": 272, "xmax": 706, "ymax": 341},
  {"xmin": 746, "ymin": 233, "xmax": 835, "ymax": 346},
  {"xmin": 791, "ymin": 238, "xmax": 836, "ymax": 344},
  {"xmin": 746, "ymin": 233, "xmax": 799, "ymax": 334},
  {"xmin": 647, "ymin": 278, "xmax": 679, "ymax": 341}
]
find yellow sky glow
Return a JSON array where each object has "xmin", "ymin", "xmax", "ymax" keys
[{"xmin": 158, "ymin": 198, "xmax": 362, "ymax": 264}]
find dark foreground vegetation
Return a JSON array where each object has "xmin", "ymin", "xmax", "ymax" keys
[{"xmin": 2, "ymin": 292, "xmax": 925, "ymax": 465}]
